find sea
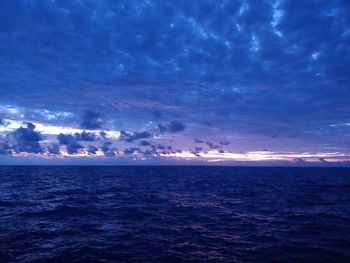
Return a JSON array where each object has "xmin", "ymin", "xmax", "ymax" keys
[{"xmin": 0, "ymin": 166, "xmax": 349, "ymax": 262}]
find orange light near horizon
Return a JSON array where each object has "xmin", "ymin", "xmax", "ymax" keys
[
  {"xmin": 160, "ymin": 150, "xmax": 350, "ymax": 163},
  {"xmin": 8, "ymin": 149, "xmax": 350, "ymax": 163}
]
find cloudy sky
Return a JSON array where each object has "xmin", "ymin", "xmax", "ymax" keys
[{"xmin": 0, "ymin": 0, "xmax": 349, "ymax": 165}]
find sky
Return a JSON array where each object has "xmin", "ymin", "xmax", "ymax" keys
[{"xmin": 0, "ymin": 0, "xmax": 349, "ymax": 165}]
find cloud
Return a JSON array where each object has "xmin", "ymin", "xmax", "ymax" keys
[
  {"xmin": 191, "ymin": 146, "xmax": 203, "ymax": 157},
  {"xmin": 120, "ymin": 121, "xmax": 185, "ymax": 144},
  {"xmin": 66, "ymin": 143, "xmax": 84, "ymax": 155},
  {"xmin": 139, "ymin": 140, "xmax": 151, "ymax": 146},
  {"xmin": 75, "ymin": 131, "xmax": 97, "ymax": 141},
  {"xmin": 87, "ymin": 145, "xmax": 99, "ymax": 154},
  {"xmin": 194, "ymin": 146, "xmax": 203, "ymax": 151},
  {"xmin": 0, "ymin": 141, "xmax": 10, "ymax": 155},
  {"xmin": 80, "ymin": 110, "xmax": 103, "ymax": 130},
  {"xmin": 100, "ymin": 131, "xmax": 108, "ymax": 139},
  {"xmin": 148, "ymin": 144, "xmax": 174, "ymax": 155},
  {"xmin": 294, "ymin": 158, "xmax": 307, "ymax": 164},
  {"xmin": 57, "ymin": 133, "xmax": 83, "ymax": 154},
  {"xmin": 120, "ymin": 130, "xmax": 153, "ymax": 142},
  {"xmin": 6, "ymin": 123, "xmax": 43, "ymax": 154},
  {"xmin": 154, "ymin": 144, "xmax": 166, "ymax": 150},
  {"xmin": 57, "ymin": 134, "xmax": 75, "ymax": 145},
  {"xmin": 47, "ymin": 144, "xmax": 60, "ymax": 155},
  {"xmin": 158, "ymin": 121, "xmax": 186, "ymax": 133},
  {"xmin": 101, "ymin": 141, "xmax": 117, "ymax": 157},
  {"xmin": 0, "ymin": 0, "xmax": 349, "ymax": 163},
  {"xmin": 26, "ymin": 122, "xmax": 35, "ymax": 130},
  {"xmin": 206, "ymin": 141, "xmax": 221, "ymax": 150},
  {"xmin": 124, "ymin": 147, "xmax": 140, "ymax": 155}
]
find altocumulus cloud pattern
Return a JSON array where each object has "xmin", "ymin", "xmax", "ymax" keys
[{"xmin": 0, "ymin": 0, "xmax": 349, "ymax": 165}]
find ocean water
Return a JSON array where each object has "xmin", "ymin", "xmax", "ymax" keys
[{"xmin": 0, "ymin": 166, "xmax": 349, "ymax": 262}]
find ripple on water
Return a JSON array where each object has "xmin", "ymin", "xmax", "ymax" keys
[{"xmin": 0, "ymin": 166, "xmax": 349, "ymax": 262}]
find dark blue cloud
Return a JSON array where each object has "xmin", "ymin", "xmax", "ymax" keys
[
  {"xmin": 120, "ymin": 130, "xmax": 153, "ymax": 142},
  {"xmin": 206, "ymin": 141, "xmax": 221, "ymax": 150},
  {"xmin": 0, "ymin": 0, "xmax": 349, "ymax": 162},
  {"xmin": 80, "ymin": 110, "xmax": 103, "ymax": 130},
  {"xmin": 158, "ymin": 121, "xmax": 186, "ymax": 133},
  {"xmin": 194, "ymin": 146, "xmax": 203, "ymax": 152},
  {"xmin": 99, "ymin": 131, "xmax": 108, "ymax": 140},
  {"xmin": 57, "ymin": 134, "xmax": 75, "ymax": 145},
  {"xmin": 191, "ymin": 146, "xmax": 203, "ymax": 157},
  {"xmin": 47, "ymin": 144, "xmax": 60, "ymax": 155},
  {"xmin": 101, "ymin": 141, "xmax": 117, "ymax": 157},
  {"xmin": 75, "ymin": 131, "xmax": 97, "ymax": 141},
  {"xmin": 146, "ymin": 144, "xmax": 174, "ymax": 156},
  {"xmin": 124, "ymin": 147, "xmax": 140, "ymax": 155},
  {"xmin": 294, "ymin": 158, "xmax": 307, "ymax": 164},
  {"xmin": 87, "ymin": 145, "xmax": 99, "ymax": 155},
  {"xmin": 66, "ymin": 143, "xmax": 84, "ymax": 155},
  {"xmin": 57, "ymin": 133, "xmax": 83, "ymax": 154},
  {"xmin": 319, "ymin": 157, "xmax": 328, "ymax": 163},
  {"xmin": 6, "ymin": 123, "xmax": 43, "ymax": 154},
  {"xmin": 139, "ymin": 140, "xmax": 151, "ymax": 146},
  {"xmin": 0, "ymin": 141, "xmax": 10, "ymax": 155}
]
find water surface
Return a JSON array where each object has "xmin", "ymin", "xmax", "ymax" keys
[{"xmin": 0, "ymin": 166, "xmax": 349, "ymax": 262}]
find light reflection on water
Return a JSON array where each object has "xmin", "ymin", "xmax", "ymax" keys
[{"xmin": 0, "ymin": 166, "xmax": 349, "ymax": 262}]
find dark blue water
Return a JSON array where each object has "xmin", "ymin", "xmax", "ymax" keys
[{"xmin": 0, "ymin": 166, "xmax": 349, "ymax": 262}]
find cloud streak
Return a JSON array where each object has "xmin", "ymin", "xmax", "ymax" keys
[{"xmin": 0, "ymin": 0, "xmax": 349, "ymax": 164}]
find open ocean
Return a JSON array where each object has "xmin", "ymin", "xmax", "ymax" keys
[{"xmin": 0, "ymin": 166, "xmax": 349, "ymax": 262}]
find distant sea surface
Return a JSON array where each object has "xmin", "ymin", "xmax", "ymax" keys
[{"xmin": 0, "ymin": 166, "xmax": 349, "ymax": 262}]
